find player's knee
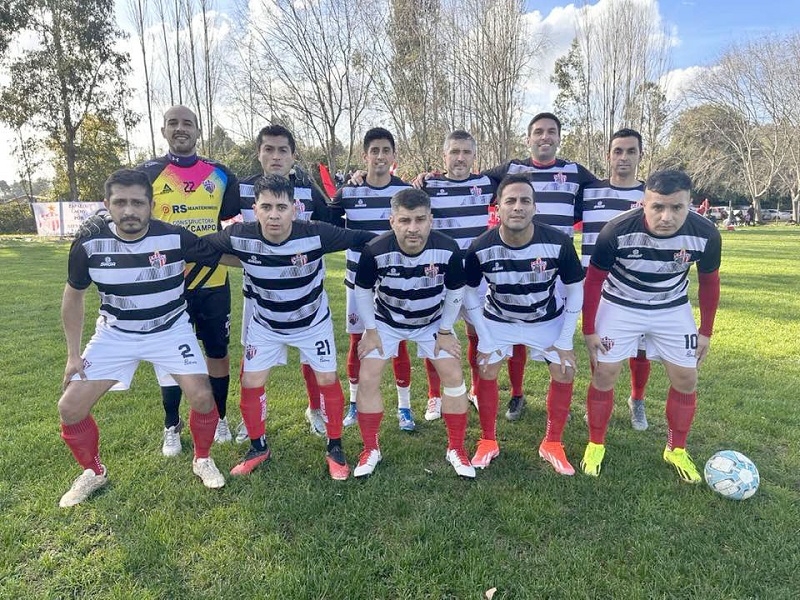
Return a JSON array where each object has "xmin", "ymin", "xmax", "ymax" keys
[
  {"xmin": 57, "ymin": 393, "xmax": 89, "ymax": 424},
  {"xmin": 203, "ymin": 344, "xmax": 229, "ymax": 360},
  {"xmin": 592, "ymin": 362, "xmax": 622, "ymax": 389},
  {"xmin": 551, "ymin": 368, "xmax": 575, "ymax": 384},
  {"xmin": 314, "ymin": 370, "xmax": 337, "ymax": 386},
  {"xmin": 669, "ymin": 370, "xmax": 697, "ymax": 393},
  {"xmin": 478, "ymin": 362, "xmax": 501, "ymax": 381}
]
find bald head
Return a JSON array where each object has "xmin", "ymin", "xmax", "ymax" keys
[{"xmin": 161, "ymin": 105, "xmax": 199, "ymax": 156}]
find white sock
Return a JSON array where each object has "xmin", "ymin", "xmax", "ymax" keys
[
  {"xmin": 348, "ymin": 382, "xmax": 358, "ymax": 404},
  {"xmin": 396, "ymin": 385, "xmax": 411, "ymax": 410}
]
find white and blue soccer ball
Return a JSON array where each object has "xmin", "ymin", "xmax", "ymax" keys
[{"xmin": 704, "ymin": 450, "xmax": 760, "ymax": 500}]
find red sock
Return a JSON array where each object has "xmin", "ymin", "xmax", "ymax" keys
[
  {"xmin": 347, "ymin": 334, "xmax": 361, "ymax": 384},
  {"xmin": 301, "ymin": 363, "xmax": 321, "ymax": 410},
  {"xmin": 629, "ymin": 355, "xmax": 651, "ymax": 400},
  {"xmin": 319, "ymin": 381, "xmax": 345, "ymax": 439},
  {"xmin": 666, "ymin": 387, "xmax": 697, "ymax": 449},
  {"xmin": 61, "ymin": 416, "xmax": 103, "ymax": 474},
  {"xmin": 425, "ymin": 358, "xmax": 441, "ymax": 398},
  {"xmin": 189, "ymin": 406, "xmax": 219, "ymax": 459},
  {"xmin": 467, "ymin": 333, "xmax": 479, "ymax": 392},
  {"xmin": 357, "ymin": 411, "xmax": 383, "ymax": 451},
  {"xmin": 240, "ymin": 386, "xmax": 266, "ymax": 441},
  {"xmin": 545, "ymin": 379, "xmax": 573, "ymax": 442},
  {"xmin": 393, "ymin": 340, "xmax": 411, "ymax": 388},
  {"xmin": 442, "ymin": 411, "xmax": 468, "ymax": 451},
  {"xmin": 477, "ymin": 377, "xmax": 499, "ymax": 440},
  {"xmin": 508, "ymin": 344, "xmax": 526, "ymax": 396},
  {"xmin": 587, "ymin": 384, "xmax": 615, "ymax": 445}
]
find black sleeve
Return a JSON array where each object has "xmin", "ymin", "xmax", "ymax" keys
[
  {"xmin": 463, "ymin": 242, "xmax": 484, "ymax": 287},
  {"xmin": 590, "ymin": 221, "xmax": 620, "ymax": 271},
  {"xmin": 573, "ymin": 164, "xmax": 598, "ymax": 224},
  {"xmin": 219, "ymin": 165, "xmax": 241, "ymax": 221},
  {"xmin": 481, "ymin": 161, "xmax": 511, "ymax": 184},
  {"xmin": 182, "ymin": 227, "xmax": 225, "ymax": 266},
  {"xmin": 354, "ymin": 244, "xmax": 379, "ymax": 289},
  {"xmin": 557, "ymin": 238, "xmax": 585, "ymax": 285},
  {"xmin": 697, "ymin": 228, "xmax": 722, "ymax": 273},
  {"xmin": 318, "ymin": 222, "xmax": 376, "ymax": 252},
  {"xmin": 310, "ymin": 183, "xmax": 333, "ymax": 223},
  {"xmin": 67, "ymin": 240, "xmax": 92, "ymax": 290},
  {"xmin": 328, "ymin": 189, "xmax": 345, "ymax": 228},
  {"xmin": 444, "ymin": 248, "xmax": 466, "ymax": 289}
]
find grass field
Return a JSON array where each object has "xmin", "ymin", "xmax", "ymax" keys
[{"xmin": 1, "ymin": 226, "xmax": 799, "ymax": 599}]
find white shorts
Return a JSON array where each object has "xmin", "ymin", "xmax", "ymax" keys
[
  {"xmin": 345, "ymin": 287, "xmax": 364, "ymax": 334},
  {"xmin": 78, "ymin": 317, "xmax": 207, "ymax": 391},
  {"xmin": 594, "ymin": 299, "xmax": 698, "ymax": 368},
  {"xmin": 243, "ymin": 317, "xmax": 337, "ymax": 373},
  {"xmin": 241, "ymin": 296, "xmax": 256, "ymax": 346},
  {"xmin": 483, "ymin": 316, "xmax": 565, "ymax": 365},
  {"xmin": 362, "ymin": 320, "xmax": 457, "ymax": 361}
]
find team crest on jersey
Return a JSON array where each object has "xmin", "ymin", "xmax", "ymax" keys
[
  {"xmin": 631, "ymin": 198, "xmax": 644, "ymax": 209},
  {"xmin": 245, "ymin": 345, "xmax": 257, "ymax": 360},
  {"xmin": 291, "ymin": 253, "xmax": 308, "ymax": 267},
  {"xmin": 294, "ymin": 199, "xmax": 306, "ymax": 214},
  {"xmin": 348, "ymin": 312, "xmax": 360, "ymax": 325},
  {"xmin": 424, "ymin": 263, "xmax": 439, "ymax": 278},
  {"xmin": 554, "ymin": 172, "xmax": 567, "ymax": 184},
  {"xmin": 674, "ymin": 248, "xmax": 691, "ymax": 264},
  {"xmin": 600, "ymin": 336, "xmax": 615, "ymax": 351},
  {"xmin": 202, "ymin": 180, "xmax": 216, "ymax": 193},
  {"xmin": 470, "ymin": 185, "xmax": 481, "ymax": 197},
  {"xmin": 491, "ymin": 261, "xmax": 503, "ymax": 271},
  {"xmin": 149, "ymin": 250, "xmax": 167, "ymax": 268},
  {"xmin": 531, "ymin": 257, "xmax": 547, "ymax": 273}
]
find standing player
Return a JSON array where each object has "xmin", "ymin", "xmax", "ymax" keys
[
  {"xmin": 329, "ymin": 128, "xmax": 415, "ymax": 432},
  {"xmin": 199, "ymin": 175, "xmax": 375, "ymax": 480},
  {"xmin": 464, "ymin": 174, "xmax": 584, "ymax": 475},
  {"xmin": 238, "ymin": 124, "xmax": 332, "ymax": 440},
  {"xmin": 58, "ymin": 169, "xmax": 227, "ymax": 507},
  {"xmin": 137, "ymin": 105, "xmax": 240, "ymax": 455},
  {"xmin": 581, "ymin": 128, "xmax": 651, "ymax": 430},
  {"xmin": 352, "ymin": 188, "xmax": 474, "ymax": 478},
  {"xmin": 580, "ymin": 170, "xmax": 721, "ymax": 483},
  {"xmin": 482, "ymin": 112, "xmax": 596, "ymax": 421}
]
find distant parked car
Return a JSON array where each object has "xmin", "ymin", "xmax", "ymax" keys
[{"xmin": 760, "ymin": 209, "xmax": 791, "ymax": 222}]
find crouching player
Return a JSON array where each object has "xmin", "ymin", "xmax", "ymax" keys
[
  {"xmin": 58, "ymin": 169, "xmax": 229, "ymax": 507},
  {"xmin": 200, "ymin": 174, "xmax": 375, "ymax": 480},
  {"xmin": 353, "ymin": 188, "xmax": 475, "ymax": 478},
  {"xmin": 580, "ymin": 170, "xmax": 721, "ymax": 482}
]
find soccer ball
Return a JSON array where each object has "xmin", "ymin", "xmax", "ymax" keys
[{"xmin": 704, "ymin": 450, "xmax": 759, "ymax": 500}]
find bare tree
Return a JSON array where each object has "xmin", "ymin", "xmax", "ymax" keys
[{"xmin": 127, "ymin": 0, "xmax": 157, "ymax": 156}]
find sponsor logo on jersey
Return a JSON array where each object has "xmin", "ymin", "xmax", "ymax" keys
[
  {"xmin": 247, "ymin": 255, "xmax": 261, "ymax": 264},
  {"xmin": 437, "ymin": 188, "xmax": 447, "ymax": 196},
  {"xmin": 626, "ymin": 249, "xmax": 642, "ymax": 259},
  {"xmin": 348, "ymin": 312, "xmax": 360, "ymax": 325},
  {"xmin": 99, "ymin": 256, "xmax": 116, "ymax": 267},
  {"xmin": 202, "ymin": 180, "xmax": 216, "ymax": 193},
  {"xmin": 245, "ymin": 344, "xmax": 257, "ymax": 360},
  {"xmin": 291, "ymin": 252, "xmax": 308, "ymax": 267},
  {"xmin": 674, "ymin": 248, "xmax": 691, "ymax": 264},
  {"xmin": 601, "ymin": 336, "xmax": 615, "ymax": 351},
  {"xmin": 424, "ymin": 263, "xmax": 439, "ymax": 278},
  {"xmin": 149, "ymin": 250, "xmax": 167, "ymax": 268},
  {"xmin": 554, "ymin": 172, "xmax": 567, "ymax": 184},
  {"xmin": 355, "ymin": 199, "xmax": 366, "ymax": 207},
  {"xmin": 593, "ymin": 201, "xmax": 605, "ymax": 209},
  {"xmin": 388, "ymin": 267, "xmax": 399, "ymax": 276},
  {"xmin": 531, "ymin": 257, "xmax": 546, "ymax": 273},
  {"xmin": 631, "ymin": 199, "xmax": 644, "ymax": 209}
]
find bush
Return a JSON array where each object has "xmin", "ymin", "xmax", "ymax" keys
[{"xmin": 0, "ymin": 201, "xmax": 36, "ymax": 234}]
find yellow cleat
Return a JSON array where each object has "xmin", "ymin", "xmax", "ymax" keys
[
  {"xmin": 580, "ymin": 442, "xmax": 606, "ymax": 477},
  {"xmin": 663, "ymin": 447, "xmax": 702, "ymax": 484}
]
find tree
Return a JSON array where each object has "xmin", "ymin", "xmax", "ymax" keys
[
  {"xmin": 126, "ymin": 0, "xmax": 157, "ymax": 156},
  {"xmin": 0, "ymin": 0, "xmax": 133, "ymax": 201},
  {"xmin": 0, "ymin": 1, "xmax": 28, "ymax": 54}
]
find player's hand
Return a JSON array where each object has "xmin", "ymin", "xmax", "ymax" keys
[
  {"xmin": 358, "ymin": 328, "xmax": 383, "ymax": 359},
  {"xmin": 63, "ymin": 355, "xmax": 86, "ymax": 390},
  {"xmin": 434, "ymin": 331, "xmax": 461, "ymax": 359},
  {"xmin": 411, "ymin": 172, "xmax": 433, "ymax": 189},
  {"xmin": 348, "ymin": 169, "xmax": 367, "ymax": 186},
  {"xmin": 547, "ymin": 346, "xmax": 577, "ymax": 374},
  {"xmin": 476, "ymin": 343, "xmax": 503, "ymax": 366},
  {"xmin": 584, "ymin": 333, "xmax": 605, "ymax": 369},
  {"xmin": 696, "ymin": 334, "xmax": 711, "ymax": 366},
  {"xmin": 74, "ymin": 211, "xmax": 111, "ymax": 239}
]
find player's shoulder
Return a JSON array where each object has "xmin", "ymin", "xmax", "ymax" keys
[
  {"xmin": 366, "ymin": 229, "xmax": 396, "ymax": 249},
  {"xmin": 585, "ymin": 178, "xmax": 612, "ymax": 191},
  {"xmin": 197, "ymin": 155, "xmax": 233, "ymax": 172},
  {"xmin": 606, "ymin": 207, "xmax": 644, "ymax": 230},
  {"xmin": 535, "ymin": 221, "xmax": 572, "ymax": 244},
  {"xmin": 685, "ymin": 211, "xmax": 721, "ymax": 239},
  {"xmin": 429, "ymin": 229, "xmax": 461, "ymax": 251},
  {"xmin": 468, "ymin": 226, "xmax": 501, "ymax": 251},
  {"xmin": 149, "ymin": 219, "xmax": 186, "ymax": 236},
  {"xmin": 389, "ymin": 175, "xmax": 411, "ymax": 188},
  {"xmin": 240, "ymin": 173, "xmax": 261, "ymax": 185},
  {"xmin": 136, "ymin": 156, "xmax": 169, "ymax": 177}
]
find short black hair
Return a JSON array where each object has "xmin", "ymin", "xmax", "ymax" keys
[
  {"xmin": 253, "ymin": 174, "xmax": 294, "ymax": 202},
  {"xmin": 609, "ymin": 128, "xmax": 643, "ymax": 152},
  {"xmin": 645, "ymin": 170, "xmax": 693, "ymax": 196},
  {"xmin": 104, "ymin": 169, "xmax": 153, "ymax": 202},
  {"xmin": 496, "ymin": 174, "xmax": 535, "ymax": 201},
  {"xmin": 443, "ymin": 129, "xmax": 476, "ymax": 153},
  {"xmin": 391, "ymin": 188, "xmax": 430, "ymax": 213},
  {"xmin": 363, "ymin": 127, "xmax": 396, "ymax": 153},
  {"xmin": 256, "ymin": 124, "xmax": 296, "ymax": 154},
  {"xmin": 527, "ymin": 112, "xmax": 562, "ymax": 136}
]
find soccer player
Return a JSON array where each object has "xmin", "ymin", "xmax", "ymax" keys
[
  {"xmin": 329, "ymin": 128, "xmax": 415, "ymax": 432},
  {"xmin": 58, "ymin": 169, "xmax": 228, "ymax": 507},
  {"xmin": 200, "ymin": 174, "xmax": 375, "ymax": 480},
  {"xmin": 464, "ymin": 174, "xmax": 584, "ymax": 475},
  {"xmin": 482, "ymin": 112, "xmax": 596, "ymax": 421},
  {"xmin": 580, "ymin": 170, "xmax": 722, "ymax": 483},
  {"xmin": 352, "ymin": 188, "xmax": 475, "ymax": 478},
  {"xmin": 238, "ymin": 124, "xmax": 332, "ymax": 441},
  {"xmin": 581, "ymin": 128, "xmax": 651, "ymax": 430},
  {"xmin": 137, "ymin": 105, "xmax": 241, "ymax": 455}
]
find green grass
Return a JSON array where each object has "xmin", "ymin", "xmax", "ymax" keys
[{"xmin": 1, "ymin": 226, "xmax": 799, "ymax": 599}]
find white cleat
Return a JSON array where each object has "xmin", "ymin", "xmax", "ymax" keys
[
  {"xmin": 424, "ymin": 397, "xmax": 442, "ymax": 421},
  {"xmin": 59, "ymin": 466, "xmax": 109, "ymax": 508},
  {"xmin": 304, "ymin": 407, "xmax": 327, "ymax": 437},
  {"xmin": 354, "ymin": 448, "xmax": 382, "ymax": 478},
  {"xmin": 213, "ymin": 417, "xmax": 233, "ymax": 443},
  {"xmin": 192, "ymin": 457, "xmax": 225, "ymax": 489},
  {"xmin": 162, "ymin": 420, "xmax": 183, "ymax": 457},
  {"xmin": 446, "ymin": 449, "xmax": 476, "ymax": 478}
]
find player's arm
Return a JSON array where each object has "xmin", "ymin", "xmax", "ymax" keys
[
  {"xmin": 462, "ymin": 246, "xmax": 500, "ymax": 363},
  {"xmin": 480, "ymin": 161, "xmax": 511, "ymax": 184},
  {"xmin": 353, "ymin": 245, "xmax": 383, "ymax": 358},
  {"xmin": 434, "ymin": 251, "xmax": 466, "ymax": 359},
  {"xmin": 547, "ymin": 241, "xmax": 584, "ymax": 372},
  {"xmin": 317, "ymin": 221, "xmax": 377, "ymax": 253},
  {"xmin": 582, "ymin": 223, "xmax": 617, "ymax": 367},
  {"xmin": 309, "ymin": 182, "xmax": 333, "ymax": 223},
  {"xmin": 328, "ymin": 188, "xmax": 346, "ymax": 228},
  {"xmin": 219, "ymin": 166, "xmax": 242, "ymax": 221},
  {"xmin": 182, "ymin": 227, "xmax": 240, "ymax": 269},
  {"xmin": 61, "ymin": 283, "xmax": 88, "ymax": 388},
  {"xmin": 574, "ymin": 164, "xmax": 598, "ymax": 224},
  {"xmin": 695, "ymin": 229, "xmax": 722, "ymax": 365}
]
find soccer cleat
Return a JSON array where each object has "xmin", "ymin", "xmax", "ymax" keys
[
  {"xmin": 424, "ymin": 397, "xmax": 442, "ymax": 421},
  {"xmin": 192, "ymin": 457, "xmax": 225, "ymax": 489},
  {"xmin": 325, "ymin": 444, "xmax": 350, "ymax": 481},
  {"xmin": 628, "ymin": 397, "xmax": 649, "ymax": 431},
  {"xmin": 59, "ymin": 466, "xmax": 109, "ymax": 508},
  {"xmin": 305, "ymin": 407, "xmax": 327, "ymax": 437},
  {"xmin": 230, "ymin": 445, "xmax": 272, "ymax": 476},
  {"xmin": 538, "ymin": 441, "xmax": 576, "ymax": 476},
  {"xmin": 397, "ymin": 408, "xmax": 416, "ymax": 432},
  {"xmin": 162, "ymin": 420, "xmax": 183, "ymax": 457},
  {"xmin": 343, "ymin": 402, "xmax": 358, "ymax": 427},
  {"xmin": 234, "ymin": 421, "xmax": 249, "ymax": 444},
  {"xmin": 663, "ymin": 447, "xmax": 702, "ymax": 484},
  {"xmin": 213, "ymin": 417, "xmax": 233, "ymax": 443},
  {"xmin": 505, "ymin": 395, "xmax": 526, "ymax": 421},
  {"xmin": 446, "ymin": 448, "xmax": 476, "ymax": 478},
  {"xmin": 580, "ymin": 442, "xmax": 606, "ymax": 477},
  {"xmin": 353, "ymin": 448, "xmax": 382, "ymax": 478},
  {"xmin": 470, "ymin": 438, "xmax": 500, "ymax": 469}
]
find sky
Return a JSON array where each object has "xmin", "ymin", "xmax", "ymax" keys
[{"xmin": 2, "ymin": 0, "xmax": 799, "ymax": 186}]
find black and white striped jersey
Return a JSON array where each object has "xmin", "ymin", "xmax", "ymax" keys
[
  {"xmin": 591, "ymin": 208, "xmax": 722, "ymax": 310},
  {"xmin": 239, "ymin": 171, "xmax": 331, "ymax": 224},
  {"xmin": 483, "ymin": 158, "xmax": 596, "ymax": 237},
  {"xmin": 464, "ymin": 224, "xmax": 584, "ymax": 324},
  {"xmin": 200, "ymin": 220, "xmax": 375, "ymax": 332},
  {"xmin": 580, "ymin": 179, "xmax": 645, "ymax": 268},
  {"xmin": 68, "ymin": 220, "xmax": 220, "ymax": 334},
  {"xmin": 424, "ymin": 174, "xmax": 496, "ymax": 250},
  {"xmin": 329, "ymin": 176, "xmax": 411, "ymax": 288},
  {"xmin": 355, "ymin": 230, "xmax": 465, "ymax": 330}
]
